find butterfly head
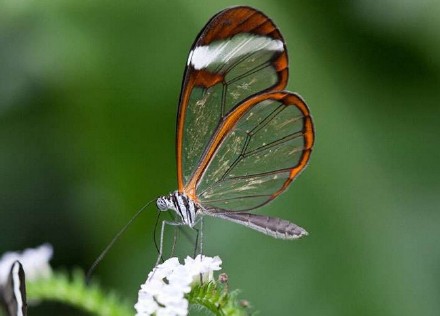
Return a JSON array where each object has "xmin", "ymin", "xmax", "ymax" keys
[{"xmin": 156, "ymin": 196, "xmax": 173, "ymax": 211}]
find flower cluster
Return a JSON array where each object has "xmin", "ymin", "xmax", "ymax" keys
[
  {"xmin": 0, "ymin": 243, "xmax": 53, "ymax": 286},
  {"xmin": 135, "ymin": 255, "xmax": 222, "ymax": 316}
]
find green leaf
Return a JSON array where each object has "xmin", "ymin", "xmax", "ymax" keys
[{"xmin": 26, "ymin": 270, "xmax": 132, "ymax": 316}]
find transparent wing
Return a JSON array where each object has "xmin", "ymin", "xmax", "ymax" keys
[
  {"xmin": 191, "ymin": 92, "xmax": 314, "ymax": 211},
  {"xmin": 176, "ymin": 6, "xmax": 289, "ymax": 190}
]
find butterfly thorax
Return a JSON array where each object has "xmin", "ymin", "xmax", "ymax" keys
[{"xmin": 156, "ymin": 191, "xmax": 201, "ymax": 227}]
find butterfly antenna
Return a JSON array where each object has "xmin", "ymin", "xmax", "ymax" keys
[{"xmin": 86, "ymin": 198, "xmax": 156, "ymax": 284}]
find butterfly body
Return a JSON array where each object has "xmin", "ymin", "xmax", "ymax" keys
[
  {"xmin": 156, "ymin": 192, "xmax": 308, "ymax": 239},
  {"xmin": 156, "ymin": 192, "xmax": 201, "ymax": 227},
  {"xmin": 159, "ymin": 6, "xmax": 314, "ymax": 240}
]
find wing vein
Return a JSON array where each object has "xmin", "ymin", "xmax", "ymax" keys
[
  {"xmin": 226, "ymin": 61, "xmax": 272, "ymax": 85},
  {"xmin": 243, "ymin": 130, "xmax": 305, "ymax": 158}
]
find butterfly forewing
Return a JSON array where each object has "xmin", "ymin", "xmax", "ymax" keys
[
  {"xmin": 194, "ymin": 92, "xmax": 313, "ymax": 211},
  {"xmin": 177, "ymin": 7, "xmax": 289, "ymax": 189}
]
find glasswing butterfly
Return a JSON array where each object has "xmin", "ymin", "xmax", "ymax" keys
[{"xmin": 156, "ymin": 6, "xmax": 314, "ymax": 241}]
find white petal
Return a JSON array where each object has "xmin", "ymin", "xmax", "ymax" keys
[{"xmin": 135, "ymin": 255, "xmax": 223, "ymax": 315}]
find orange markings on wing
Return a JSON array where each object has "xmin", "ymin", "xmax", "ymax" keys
[
  {"xmin": 270, "ymin": 96, "xmax": 314, "ymax": 201},
  {"xmin": 183, "ymin": 92, "xmax": 314, "ymax": 201},
  {"xmin": 176, "ymin": 71, "xmax": 225, "ymax": 191},
  {"xmin": 200, "ymin": 7, "xmax": 283, "ymax": 44},
  {"xmin": 193, "ymin": 70, "xmax": 224, "ymax": 88},
  {"xmin": 272, "ymin": 57, "xmax": 288, "ymax": 89},
  {"xmin": 176, "ymin": 7, "xmax": 291, "ymax": 193}
]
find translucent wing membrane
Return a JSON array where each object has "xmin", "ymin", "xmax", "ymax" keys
[
  {"xmin": 189, "ymin": 92, "xmax": 314, "ymax": 211},
  {"xmin": 177, "ymin": 7, "xmax": 288, "ymax": 189}
]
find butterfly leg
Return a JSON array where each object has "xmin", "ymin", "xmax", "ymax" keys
[
  {"xmin": 153, "ymin": 212, "xmax": 164, "ymax": 263},
  {"xmin": 170, "ymin": 225, "xmax": 180, "ymax": 257},
  {"xmin": 156, "ymin": 220, "xmax": 186, "ymax": 267},
  {"xmin": 190, "ymin": 217, "xmax": 206, "ymax": 284},
  {"xmin": 193, "ymin": 227, "xmax": 199, "ymax": 258},
  {"xmin": 192, "ymin": 216, "xmax": 204, "ymax": 258},
  {"xmin": 148, "ymin": 220, "xmax": 186, "ymax": 282},
  {"xmin": 148, "ymin": 220, "xmax": 184, "ymax": 281}
]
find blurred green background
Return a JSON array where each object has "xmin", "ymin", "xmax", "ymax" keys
[{"xmin": 1, "ymin": 0, "xmax": 439, "ymax": 315}]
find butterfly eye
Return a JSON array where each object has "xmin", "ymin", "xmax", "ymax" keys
[{"xmin": 156, "ymin": 197, "xmax": 169, "ymax": 211}]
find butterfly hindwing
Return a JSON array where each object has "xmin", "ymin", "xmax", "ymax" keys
[{"xmin": 190, "ymin": 92, "xmax": 313, "ymax": 211}]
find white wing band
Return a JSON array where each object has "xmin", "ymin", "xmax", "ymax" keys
[{"xmin": 189, "ymin": 34, "xmax": 284, "ymax": 70}]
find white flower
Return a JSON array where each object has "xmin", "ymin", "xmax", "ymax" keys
[
  {"xmin": 135, "ymin": 255, "xmax": 222, "ymax": 316},
  {"xmin": 184, "ymin": 255, "xmax": 222, "ymax": 285},
  {"xmin": 0, "ymin": 243, "xmax": 53, "ymax": 286}
]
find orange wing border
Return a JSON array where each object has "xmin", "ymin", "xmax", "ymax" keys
[
  {"xmin": 176, "ymin": 6, "xmax": 289, "ymax": 191},
  {"xmin": 183, "ymin": 91, "xmax": 314, "ymax": 202}
]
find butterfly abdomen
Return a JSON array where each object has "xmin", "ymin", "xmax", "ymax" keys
[{"xmin": 204, "ymin": 211, "xmax": 308, "ymax": 240}]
